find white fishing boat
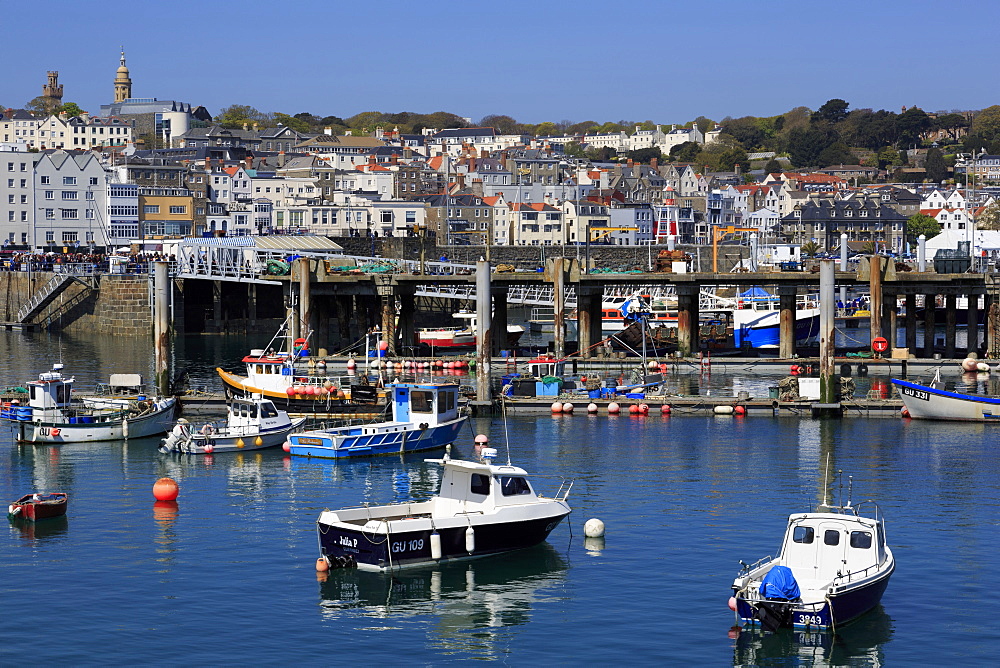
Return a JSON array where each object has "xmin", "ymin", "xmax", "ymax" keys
[
  {"xmin": 892, "ymin": 374, "xmax": 1000, "ymax": 421},
  {"xmin": 315, "ymin": 446, "xmax": 573, "ymax": 571},
  {"xmin": 288, "ymin": 382, "xmax": 467, "ymax": 459},
  {"xmin": 731, "ymin": 473, "xmax": 894, "ymax": 631},
  {"xmin": 159, "ymin": 395, "xmax": 306, "ymax": 454},
  {"xmin": 0, "ymin": 364, "xmax": 177, "ymax": 443}
]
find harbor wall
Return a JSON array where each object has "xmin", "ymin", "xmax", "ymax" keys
[{"xmin": 0, "ymin": 272, "xmax": 153, "ymax": 335}]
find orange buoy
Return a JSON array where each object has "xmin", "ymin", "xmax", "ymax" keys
[
  {"xmin": 551, "ymin": 402, "xmax": 563, "ymax": 413},
  {"xmin": 660, "ymin": 404, "xmax": 671, "ymax": 415},
  {"xmin": 734, "ymin": 405, "xmax": 746, "ymax": 416},
  {"xmin": 790, "ymin": 365, "xmax": 800, "ymax": 375},
  {"xmin": 316, "ymin": 557, "xmax": 330, "ymax": 572},
  {"xmin": 629, "ymin": 404, "xmax": 639, "ymax": 414},
  {"xmin": 900, "ymin": 408, "xmax": 910, "ymax": 418},
  {"xmin": 282, "ymin": 440, "xmax": 291, "ymax": 453},
  {"xmin": 152, "ymin": 477, "xmax": 179, "ymax": 501},
  {"xmin": 638, "ymin": 404, "xmax": 649, "ymax": 414}
]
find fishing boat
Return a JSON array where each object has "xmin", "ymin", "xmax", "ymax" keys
[
  {"xmin": 8, "ymin": 492, "xmax": 68, "ymax": 521},
  {"xmin": 315, "ymin": 447, "xmax": 573, "ymax": 571},
  {"xmin": 288, "ymin": 382, "xmax": 467, "ymax": 459},
  {"xmin": 729, "ymin": 289, "xmax": 821, "ymax": 349},
  {"xmin": 892, "ymin": 375, "xmax": 1000, "ymax": 421},
  {"xmin": 731, "ymin": 474, "xmax": 894, "ymax": 631},
  {"xmin": 417, "ymin": 310, "xmax": 525, "ymax": 349},
  {"xmin": 159, "ymin": 395, "xmax": 306, "ymax": 454},
  {"xmin": 0, "ymin": 364, "xmax": 177, "ymax": 443}
]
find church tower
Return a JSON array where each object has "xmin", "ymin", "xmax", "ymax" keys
[{"xmin": 114, "ymin": 48, "xmax": 132, "ymax": 103}]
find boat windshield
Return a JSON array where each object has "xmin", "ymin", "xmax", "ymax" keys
[
  {"xmin": 260, "ymin": 402, "xmax": 278, "ymax": 418},
  {"xmin": 497, "ymin": 476, "xmax": 532, "ymax": 496}
]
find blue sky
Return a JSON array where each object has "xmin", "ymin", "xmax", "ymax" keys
[{"xmin": 0, "ymin": 0, "xmax": 993, "ymax": 126}]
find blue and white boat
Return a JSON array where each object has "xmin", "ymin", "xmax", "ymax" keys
[
  {"xmin": 287, "ymin": 382, "xmax": 467, "ymax": 459},
  {"xmin": 892, "ymin": 376, "xmax": 1000, "ymax": 421},
  {"xmin": 728, "ymin": 288, "xmax": 821, "ymax": 349},
  {"xmin": 731, "ymin": 475, "xmax": 894, "ymax": 632}
]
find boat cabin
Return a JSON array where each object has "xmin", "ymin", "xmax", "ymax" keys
[
  {"xmin": 778, "ymin": 511, "xmax": 888, "ymax": 589},
  {"xmin": 527, "ymin": 356, "xmax": 565, "ymax": 379},
  {"xmin": 391, "ymin": 383, "xmax": 460, "ymax": 426},
  {"xmin": 228, "ymin": 396, "xmax": 283, "ymax": 429},
  {"xmin": 28, "ymin": 365, "xmax": 73, "ymax": 410},
  {"xmin": 425, "ymin": 458, "xmax": 539, "ymax": 517}
]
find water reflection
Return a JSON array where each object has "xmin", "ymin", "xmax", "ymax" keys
[
  {"xmin": 731, "ymin": 606, "xmax": 893, "ymax": 667},
  {"xmin": 318, "ymin": 544, "xmax": 567, "ymax": 659},
  {"xmin": 8, "ymin": 515, "xmax": 69, "ymax": 543}
]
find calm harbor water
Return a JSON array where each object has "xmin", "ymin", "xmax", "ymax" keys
[{"xmin": 2, "ymin": 330, "xmax": 1000, "ymax": 665}]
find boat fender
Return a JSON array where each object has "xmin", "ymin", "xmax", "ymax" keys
[
  {"xmin": 465, "ymin": 526, "xmax": 475, "ymax": 554},
  {"xmin": 430, "ymin": 531, "xmax": 442, "ymax": 560},
  {"xmin": 789, "ymin": 365, "xmax": 800, "ymax": 376},
  {"xmin": 419, "ymin": 423, "xmax": 428, "ymax": 430}
]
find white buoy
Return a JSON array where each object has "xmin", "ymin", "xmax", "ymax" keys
[
  {"xmin": 713, "ymin": 405, "xmax": 735, "ymax": 415},
  {"xmin": 550, "ymin": 401, "xmax": 563, "ymax": 413},
  {"xmin": 584, "ymin": 518, "xmax": 605, "ymax": 538},
  {"xmin": 430, "ymin": 531, "xmax": 442, "ymax": 560},
  {"xmin": 587, "ymin": 402, "xmax": 598, "ymax": 413},
  {"xmin": 465, "ymin": 526, "xmax": 476, "ymax": 553},
  {"xmin": 977, "ymin": 362, "xmax": 990, "ymax": 372},
  {"xmin": 962, "ymin": 358, "xmax": 978, "ymax": 372},
  {"xmin": 562, "ymin": 402, "xmax": 574, "ymax": 413}
]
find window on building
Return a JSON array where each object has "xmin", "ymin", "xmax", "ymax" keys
[
  {"xmin": 61, "ymin": 209, "xmax": 78, "ymax": 219},
  {"xmin": 46, "ymin": 231, "xmax": 54, "ymax": 242},
  {"xmin": 62, "ymin": 191, "xmax": 78, "ymax": 200},
  {"xmin": 169, "ymin": 205, "xmax": 186, "ymax": 215},
  {"xmin": 144, "ymin": 205, "xmax": 160, "ymax": 214},
  {"xmin": 40, "ymin": 175, "xmax": 50, "ymax": 184},
  {"xmin": 45, "ymin": 209, "xmax": 54, "ymax": 219},
  {"xmin": 63, "ymin": 177, "xmax": 77, "ymax": 185},
  {"xmin": 62, "ymin": 231, "xmax": 78, "ymax": 243}
]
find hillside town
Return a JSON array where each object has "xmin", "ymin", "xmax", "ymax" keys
[{"xmin": 4, "ymin": 55, "xmax": 1000, "ymax": 264}]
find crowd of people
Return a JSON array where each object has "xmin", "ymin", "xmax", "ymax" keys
[{"xmin": 0, "ymin": 251, "xmax": 174, "ymax": 274}]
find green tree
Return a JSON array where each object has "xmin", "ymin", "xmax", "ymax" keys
[
  {"xmin": 215, "ymin": 104, "xmax": 270, "ymax": 128},
  {"xmin": 924, "ymin": 147, "xmax": 948, "ymax": 183},
  {"xmin": 57, "ymin": 102, "xmax": 84, "ymax": 118},
  {"xmin": 346, "ymin": 110, "xmax": 385, "ymax": 133},
  {"xmin": 669, "ymin": 141, "xmax": 701, "ymax": 163},
  {"xmin": 694, "ymin": 116, "xmax": 714, "ymax": 134},
  {"xmin": 817, "ymin": 141, "xmax": 856, "ymax": 166},
  {"xmin": 721, "ymin": 115, "xmax": 766, "ymax": 150},
  {"xmin": 970, "ymin": 105, "xmax": 1000, "ymax": 143},
  {"xmin": 534, "ymin": 121, "xmax": 559, "ymax": 137},
  {"xmin": 787, "ymin": 126, "xmax": 837, "ymax": 167},
  {"xmin": 800, "ymin": 241, "xmax": 822, "ymax": 257},
  {"xmin": 25, "ymin": 95, "xmax": 58, "ymax": 116},
  {"xmin": 813, "ymin": 98, "xmax": 850, "ymax": 124},
  {"xmin": 906, "ymin": 213, "xmax": 941, "ymax": 246},
  {"xmin": 624, "ymin": 147, "xmax": 663, "ymax": 164},
  {"xmin": 896, "ymin": 107, "xmax": 931, "ymax": 146},
  {"xmin": 934, "ymin": 112, "xmax": 967, "ymax": 141},
  {"xmin": 479, "ymin": 114, "xmax": 522, "ymax": 133},
  {"xmin": 272, "ymin": 113, "xmax": 311, "ymax": 133},
  {"xmin": 763, "ymin": 158, "xmax": 782, "ymax": 174},
  {"xmin": 564, "ymin": 141, "xmax": 587, "ymax": 158}
]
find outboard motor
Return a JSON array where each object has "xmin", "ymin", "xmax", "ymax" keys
[{"xmin": 756, "ymin": 565, "xmax": 801, "ymax": 632}]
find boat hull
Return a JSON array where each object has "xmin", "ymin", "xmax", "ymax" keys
[
  {"xmin": 734, "ymin": 309, "xmax": 821, "ymax": 348},
  {"xmin": 893, "ymin": 378, "xmax": 1000, "ymax": 421},
  {"xmin": 317, "ymin": 512, "xmax": 570, "ymax": 571},
  {"xmin": 735, "ymin": 567, "xmax": 893, "ymax": 631},
  {"xmin": 289, "ymin": 417, "xmax": 466, "ymax": 459},
  {"xmin": 11, "ymin": 399, "xmax": 177, "ymax": 443},
  {"xmin": 8, "ymin": 493, "xmax": 68, "ymax": 521},
  {"xmin": 217, "ymin": 368, "xmax": 385, "ymax": 415},
  {"xmin": 161, "ymin": 417, "xmax": 307, "ymax": 454}
]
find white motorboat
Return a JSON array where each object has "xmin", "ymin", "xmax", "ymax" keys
[
  {"xmin": 731, "ymin": 474, "xmax": 894, "ymax": 631},
  {"xmin": 1, "ymin": 364, "xmax": 177, "ymax": 443},
  {"xmin": 417, "ymin": 310, "xmax": 525, "ymax": 349},
  {"xmin": 159, "ymin": 395, "xmax": 306, "ymax": 454},
  {"xmin": 892, "ymin": 375, "xmax": 1000, "ymax": 421},
  {"xmin": 315, "ymin": 447, "xmax": 573, "ymax": 571}
]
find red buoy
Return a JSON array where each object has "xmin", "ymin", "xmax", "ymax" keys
[
  {"xmin": 660, "ymin": 404, "xmax": 671, "ymax": 415},
  {"xmin": 734, "ymin": 405, "xmax": 746, "ymax": 416},
  {"xmin": 153, "ymin": 477, "xmax": 179, "ymax": 501}
]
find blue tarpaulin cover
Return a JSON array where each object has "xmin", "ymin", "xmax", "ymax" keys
[
  {"xmin": 738, "ymin": 287, "xmax": 775, "ymax": 300},
  {"xmin": 759, "ymin": 565, "xmax": 801, "ymax": 600}
]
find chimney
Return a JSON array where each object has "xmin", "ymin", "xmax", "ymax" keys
[
  {"xmin": 243, "ymin": 122, "xmax": 248, "ymax": 131},
  {"xmin": 59, "ymin": 111, "xmax": 68, "ymax": 120},
  {"xmin": 324, "ymin": 126, "xmax": 332, "ymax": 136},
  {"xmin": 245, "ymin": 156, "xmax": 252, "ymax": 169},
  {"xmin": 390, "ymin": 153, "xmax": 399, "ymax": 165},
  {"xmin": 627, "ymin": 158, "xmax": 634, "ymax": 168},
  {"xmin": 441, "ymin": 140, "xmax": 447, "ymax": 156},
  {"xmin": 472, "ymin": 179, "xmax": 484, "ymax": 197},
  {"xmin": 253, "ymin": 122, "xmax": 259, "ymax": 131},
  {"xmin": 455, "ymin": 173, "xmax": 466, "ymax": 189},
  {"xmin": 469, "ymin": 155, "xmax": 476, "ymax": 173},
  {"xmin": 80, "ymin": 112, "xmax": 90, "ymax": 123},
  {"xmin": 651, "ymin": 157, "xmax": 658, "ymax": 170},
  {"xmin": 403, "ymin": 147, "xmax": 412, "ymax": 159},
  {"xmin": 278, "ymin": 150, "xmax": 285, "ymax": 167},
  {"xmin": 205, "ymin": 157, "xmax": 212, "ymax": 172},
  {"xmin": 480, "ymin": 148, "xmax": 488, "ymax": 159}
]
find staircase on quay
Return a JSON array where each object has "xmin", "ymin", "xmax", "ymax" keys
[{"xmin": 16, "ymin": 266, "xmax": 99, "ymax": 325}]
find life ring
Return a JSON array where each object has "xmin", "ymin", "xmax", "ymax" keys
[{"xmin": 872, "ymin": 337, "xmax": 888, "ymax": 353}]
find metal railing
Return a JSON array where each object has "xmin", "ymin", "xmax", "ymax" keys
[{"xmin": 16, "ymin": 264, "xmax": 98, "ymax": 323}]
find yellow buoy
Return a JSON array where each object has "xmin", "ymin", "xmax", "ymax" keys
[
  {"xmin": 254, "ymin": 436, "xmax": 263, "ymax": 446},
  {"xmin": 236, "ymin": 438, "xmax": 245, "ymax": 448}
]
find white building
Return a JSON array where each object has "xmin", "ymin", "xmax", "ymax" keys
[{"xmin": 33, "ymin": 150, "xmax": 109, "ymax": 249}]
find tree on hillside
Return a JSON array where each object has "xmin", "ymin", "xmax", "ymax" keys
[
  {"xmin": 971, "ymin": 105, "xmax": 1000, "ymax": 143},
  {"xmin": 215, "ymin": 104, "xmax": 271, "ymax": 128},
  {"xmin": 57, "ymin": 102, "xmax": 84, "ymax": 118},
  {"xmin": 813, "ymin": 98, "xmax": 850, "ymax": 124},
  {"xmin": 721, "ymin": 115, "xmax": 766, "ymax": 150},
  {"xmin": 566, "ymin": 120, "xmax": 597, "ymax": 135},
  {"xmin": 896, "ymin": 107, "xmax": 931, "ymax": 146},
  {"xmin": 694, "ymin": 116, "xmax": 714, "ymax": 134},
  {"xmin": 934, "ymin": 112, "xmax": 968, "ymax": 141},
  {"xmin": 479, "ymin": 114, "xmax": 522, "ymax": 133},
  {"xmin": 925, "ymin": 147, "xmax": 948, "ymax": 183},
  {"xmin": 534, "ymin": 121, "xmax": 559, "ymax": 137},
  {"xmin": 624, "ymin": 147, "xmax": 663, "ymax": 164},
  {"xmin": 817, "ymin": 142, "xmax": 856, "ymax": 167},
  {"xmin": 346, "ymin": 111, "xmax": 385, "ymax": 133},
  {"xmin": 564, "ymin": 141, "xmax": 587, "ymax": 158},
  {"xmin": 763, "ymin": 158, "xmax": 782, "ymax": 174},
  {"xmin": 669, "ymin": 141, "xmax": 701, "ymax": 163},
  {"xmin": 840, "ymin": 109, "xmax": 900, "ymax": 149},
  {"xmin": 787, "ymin": 126, "xmax": 837, "ymax": 167},
  {"xmin": 273, "ymin": 113, "xmax": 311, "ymax": 133},
  {"xmin": 25, "ymin": 96, "xmax": 58, "ymax": 117},
  {"xmin": 906, "ymin": 213, "xmax": 941, "ymax": 246}
]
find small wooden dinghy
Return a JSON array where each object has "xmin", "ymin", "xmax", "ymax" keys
[{"xmin": 8, "ymin": 492, "xmax": 68, "ymax": 521}]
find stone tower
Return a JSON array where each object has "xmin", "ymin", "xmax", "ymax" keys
[
  {"xmin": 114, "ymin": 48, "xmax": 132, "ymax": 103},
  {"xmin": 42, "ymin": 71, "xmax": 64, "ymax": 109}
]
